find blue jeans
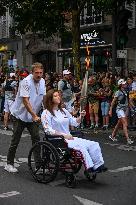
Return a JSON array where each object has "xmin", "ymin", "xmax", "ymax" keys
[{"xmin": 101, "ymin": 101, "xmax": 110, "ymax": 116}]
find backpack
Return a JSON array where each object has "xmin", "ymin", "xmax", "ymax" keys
[
  {"xmin": 4, "ymin": 80, "xmax": 14, "ymax": 91},
  {"xmin": 118, "ymin": 90, "xmax": 128, "ymax": 105},
  {"xmin": 62, "ymin": 80, "xmax": 69, "ymax": 91}
]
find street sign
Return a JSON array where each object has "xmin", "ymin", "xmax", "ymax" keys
[{"xmin": 117, "ymin": 50, "xmax": 127, "ymax": 58}]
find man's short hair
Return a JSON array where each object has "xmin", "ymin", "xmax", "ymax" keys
[{"xmin": 32, "ymin": 62, "xmax": 43, "ymax": 72}]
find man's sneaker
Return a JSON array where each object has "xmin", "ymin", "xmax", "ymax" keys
[
  {"xmin": 127, "ymin": 138, "xmax": 134, "ymax": 145},
  {"xmin": 109, "ymin": 135, "xmax": 118, "ymax": 142},
  {"xmin": 95, "ymin": 124, "xmax": 98, "ymax": 128},
  {"xmin": 4, "ymin": 164, "xmax": 18, "ymax": 173}
]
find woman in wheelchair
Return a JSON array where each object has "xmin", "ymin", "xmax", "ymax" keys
[{"xmin": 41, "ymin": 89, "xmax": 108, "ymax": 174}]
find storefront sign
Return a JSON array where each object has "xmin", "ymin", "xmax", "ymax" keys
[
  {"xmin": 81, "ymin": 30, "xmax": 99, "ymax": 42},
  {"xmin": 80, "ymin": 30, "xmax": 106, "ymax": 46}
]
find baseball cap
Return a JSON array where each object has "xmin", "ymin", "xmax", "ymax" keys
[
  {"xmin": 19, "ymin": 70, "xmax": 29, "ymax": 77},
  {"xmin": 10, "ymin": 73, "xmax": 15, "ymax": 77},
  {"xmin": 63, "ymin": 69, "xmax": 71, "ymax": 75},
  {"xmin": 118, "ymin": 79, "xmax": 126, "ymax": 86}
]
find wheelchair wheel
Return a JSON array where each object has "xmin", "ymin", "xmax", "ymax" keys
[
  {"xmin": 28, "ymin": 141, "xmax": 60, "ymax": 184},
  {"xmin": 84, "ymin": 170, "xmax": 97, "ymax": 182},
  {"xmin": 65, "ymin": 173, "xmax": 76, "ymax": 188}
]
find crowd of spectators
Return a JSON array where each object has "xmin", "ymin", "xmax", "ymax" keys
[{"xmin": 0, "ymin": 68, "xmax": 136, "ymax": 131}]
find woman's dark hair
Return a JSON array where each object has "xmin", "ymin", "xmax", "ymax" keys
[{"xmin": 43, "ymin": 89, "xmax": 65, "ymax": 116}]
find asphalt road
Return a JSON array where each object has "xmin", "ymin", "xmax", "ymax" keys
[{"xmin": 0, "ymin": 125, "xmax": 136, "ymax": 205}]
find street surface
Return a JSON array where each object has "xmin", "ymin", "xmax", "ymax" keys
[{"xmin": 0, "ymin": 124, "xmax": 136, "ymax": 205}]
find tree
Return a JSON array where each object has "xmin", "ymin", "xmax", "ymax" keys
[
  {"xmin": 93, "ymin": 0, "xmax": 135, "ymax": 72},
  {"xmin": 2, "ymin": 0, "xmax": 136, "ymax": 76},
  {"xmin": 2, "ymin": 0, "xmax": 65, "ymax": 36}
]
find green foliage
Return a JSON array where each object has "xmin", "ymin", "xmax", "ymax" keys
[
  {"xmin": 1, "ymin": 0, "xmax": 136, "ymax": 36},
  {"xmin": 3, "ymin": 0, "xmax": 66, "ymax": 37},
  {"xmin": 91, "ymin": 0, "xmax": 136, "ymax": 14}
]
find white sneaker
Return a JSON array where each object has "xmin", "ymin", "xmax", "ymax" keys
[
  {"xmin": 109, "ymin": 135, "xmax": 118, "ymax": 142},
  {"xmin": 95, "ymin": 124, "xmax": 98, "ymax": 128},
  {"xmin": 127, "ymin": 138, "xmax": 134, "ymax": 145},
  {"xmin": 4, "ymin": 127, "xmax": 9, "ymax": 131},
  {"xmin": 4, "ymin": 164, "xmax": 18, "ymax": 173}
]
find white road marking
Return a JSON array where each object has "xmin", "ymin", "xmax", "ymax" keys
[
  {"xmin": 118, "ymin": 145, "xmax": 136, "ymax": 151},
  {"xmin": 104, "ymin": 143, "xmax": 119, "ymax": 146},
  {"xmin": 0, "ymin": 191, "xmax": 21, "ymax": 198},
  {"xmin": 0, "ymin": 155, "xmax": 29, "ymax": 167},
  {"xmin": 0, "ymin": 155, "xmax": 7, "ymax": 159},
  {"xmin": 0, "ymin": 161, "xmax": 7, "ymax": 167},
  {"xmin": 105, "ymin": 142, "xmax": 136, "ymax": 152},
  {"xmin": 18, "ymin": 158, "xmax": 28, "ymax": 163},
  {"xmin": 109, "ymin": 166, "xmax": 136, "ymax": 173},
  {"xmin": 0, "ymin": 128, "xmax": 44, "ymax": 138},
  {"xmin": 74, "ymin": 195, "xmax": 103, "ymax": 205},
  {"xmin": 0, "ymin": 129, "xmax": 29, "ymax": 138}
]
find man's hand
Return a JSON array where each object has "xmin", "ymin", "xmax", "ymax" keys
[
  {"xmin": 32, "ymin": 115, "xmax": 41, "ymax": 123},
  {"xmin": 64, "ymin": 134, "xmax": 74, "ymax": 140}
]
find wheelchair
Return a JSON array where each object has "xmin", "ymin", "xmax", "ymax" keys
[{"xmin": 28, "ymin": 130, "xmax": 97, "ymax": 188}]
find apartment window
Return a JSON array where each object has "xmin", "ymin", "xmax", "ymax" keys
[
  {"xmin": 80, "ymin": 3, "xmax": 103, "ymax": 27},
  {"xmin": 0, "ymin": 11, "xmax": 11, "ymax": 39},
  {"xmin": 125, "ymin": 2, "xmax": 136, "ymax": 29}
]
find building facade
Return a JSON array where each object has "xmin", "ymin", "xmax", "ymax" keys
[
  {"xmin": 0, "ymin": 10, "xmax": 22, "ymax": 71},
  {"xmin": 0, "ymin": 11, "xmax": 61, "ymax": 73},
  {"xmin": 126, "ymin": 2, "xmax": 136, "ymax": 72},
  {"xmin": 1, "ymin": 2, "xmax": 136, "ymax": 73},
  {"xmin": 57, "ymin": 3, "xmax": 112, "ymax": 73}
]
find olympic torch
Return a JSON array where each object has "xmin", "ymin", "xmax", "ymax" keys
[{"xmin": 80, "ymin": 46, "xmax": 90, "ymax": 128}]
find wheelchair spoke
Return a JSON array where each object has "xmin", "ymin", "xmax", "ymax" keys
[{"xmin": 28, "ymin": 141, "xmax": 60, "ymax": 184}]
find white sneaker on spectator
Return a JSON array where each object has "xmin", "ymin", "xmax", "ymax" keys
[
  {"xmin": 90, "ymin": 124, "xmax": 94, "ymax": 129},
  {"xmin": 127, "ymin": 138, "xmax": 134, "ymax": 145},
  {"xmin": 109, "ymin": 135, "xmax": 118, "ymax": 142},
  {"xmin": 4, "ymin": 127, "xmax": 9, "ymax": 131},
  {"xmin": 4, "ymin": 164, "xmax": 18, "ymax": 173}
]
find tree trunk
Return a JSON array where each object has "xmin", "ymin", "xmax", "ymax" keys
[
  {"xmin": 112, "ymin": 14, "xmax": 117, "ymax": 74},
  {"xmin": 72, "ymin": 9, "xmax": 81, "ymax": 80}
]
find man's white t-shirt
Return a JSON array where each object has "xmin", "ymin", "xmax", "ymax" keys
[{"xmin": 11, "ymin": 74, "xmax": 46, "ymax": 122}]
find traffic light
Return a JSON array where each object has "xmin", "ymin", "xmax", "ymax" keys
[{"xmin": 117, "ymin": 9, "xmax": 132, "ymax": 46}]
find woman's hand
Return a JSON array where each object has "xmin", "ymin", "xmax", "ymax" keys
[
  {"xmin": 109, "ymin": 109, "xmax": 112, "ymax": 117},
  {"xmin": 64, "ymin": 134, "xmax": 74, "ymax": 140}
]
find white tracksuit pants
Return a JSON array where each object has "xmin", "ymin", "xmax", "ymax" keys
[{"xmin": 66, "ymin": 137, "xmax": 104, "ymax": 170}]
